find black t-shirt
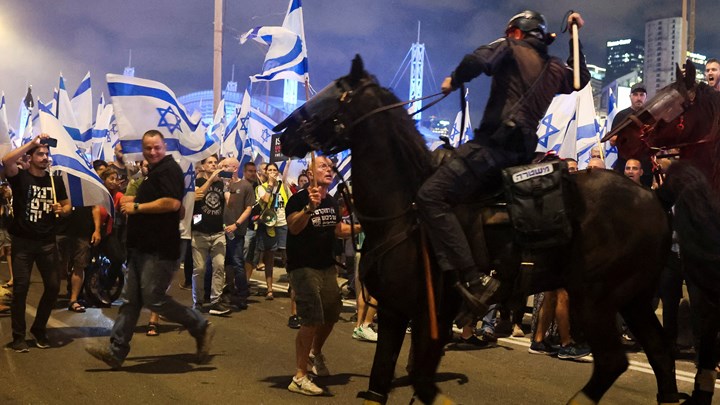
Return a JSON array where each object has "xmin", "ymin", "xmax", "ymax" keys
[
  {"xmin": 56, "ymin": 206, "xmax": 95, "ymax": 237},
  {"xmin": 286, "ymin": 189, "xmax": 340, "ymax": 271},
  {"xmin": 7, "ymin": 169, "xmax": 68, "ymax": 241},
  {"xmin": 126, "ymin": 155, "xmax": 183, "ymax": 260},
  {"xmin": 192, "ymin": 178, "xmax": 225, "ymax": 234}
]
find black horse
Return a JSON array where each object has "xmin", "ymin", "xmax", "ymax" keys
[
  {"xmin": 606, "ymin": 61, "xmax": 720, "ymax": 405},
  {"xmin": 278, "ymin": 55, "xmax": 678, "ymax": 405}
]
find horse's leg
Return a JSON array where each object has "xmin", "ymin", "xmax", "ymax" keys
[
  {"xmin": 567, "ymin": 296, "xmax": 628, "ymax": 404},
  {"xmin": 683, "ymin": 281, "xmax": 719, "ymax": 405},
  {"xmin": 409, "ymin": 281, "xmax": 459, "ymax": 405},
  {"xmin": 620, "ymin": 299, "xmax": 680, "ymax": 404},
  {"xmin": 360, "ymin": 307, "xmax": 409, "ymax": 405}
]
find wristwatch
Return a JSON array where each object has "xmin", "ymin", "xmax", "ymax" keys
[
  {"xmin": 134, "ymin": 202, "xmax": 139, "ymax": 212},
  {"xmin": 303, "ymin": 204, "xmax": 313, "ymax": 214}
]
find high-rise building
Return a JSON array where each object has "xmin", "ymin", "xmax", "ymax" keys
[
  {"xmin": 587, "ymin": 64, "xmax": 606, "ymax": 110},
  {"xmin": 644, "ymin": 17, "xmax": 684, "ymax": 96},
  {"xmin": 605, "ymin": 38, "xmax": 644, "ymax": 86}
]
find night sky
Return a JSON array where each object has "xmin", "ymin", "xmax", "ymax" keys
[{"xmin": 1, "ymin": 0, "xmax": 717, "ymax": 123}]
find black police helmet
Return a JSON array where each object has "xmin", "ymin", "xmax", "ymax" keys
[{"xmin": 506, "ymin": 10, "xmax": 554, "ymax": 44}]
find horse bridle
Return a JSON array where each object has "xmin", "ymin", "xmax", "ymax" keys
[{"xmin": 295, "ymin": 78, "xmax": 447, "ymax": 155}]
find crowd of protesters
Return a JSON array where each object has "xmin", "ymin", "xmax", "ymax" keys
[{"xmin": 0, "ymin": 90, "xmax": 703, "ymax": 394}]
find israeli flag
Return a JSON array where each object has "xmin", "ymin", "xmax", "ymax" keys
[
  {"xmin": 450, "ymin": 92, "xmax": 472, "ymax": 147},
  {"xmin": 107, "ymin": 74, "xmax": 220, "ymax": 162},
  {"xmin": 535, "ymin": 92, "xmax": 577, "ymax": 156},
  {"xmin": 178, "ymin": 156, "xmax": 196, "ymax": 239},
  {"xmin": 328, "ymin": 150, "xmax": 351, "ymax": 196},
  {"xmin": 247, "ymin": 108, "xmax": 277, "ymax": 163},
  {"xmin": 240, "ymin": 4, "xmax": 308, "ymax": 84},
  {"xmin": 224, "ymin": 89, "xmax": 251, "ymax": 159},
  {"xmin": 603, "ymin": 89, "xmax": 619, "ymax": 169},
  {"xmin": 71, "ymin": 72, "xmax": 93, "ymax": 147},
  {"xmin": 91, "ymin": 100, "xmax": 116, "ymax": 161},
  {"xmin": 0, "ymin": 94, "xmax": 12, "ymax": 160},
  {"xmin": 38, "ymin": 109, "xmax": 113, "ymax": 213},
  {"xmin": 209, "ymin": 99, "xmax": 226, "ymax": 154},
  {"xmin": 573, "ymin": 85, "xmax": 601, "ymax": 168},
  {"xmin": 57, "ymin": 75, "xmax": 84, "ymax": 146}
]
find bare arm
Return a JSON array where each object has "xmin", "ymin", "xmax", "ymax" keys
[
  {"xmin": 121, "ymin": 197, "xmax": 181, "ymax": 215},
  {"xmin": 90, "ymin": 205, "xmax": 102, "ymax": 245},
  {"xmin": 3, "ymin": 134, "xmax": 48, "ymax": 177},
  {"xmin": 287, "ymin": 209, "xmax": 312, "ymax": 235},
  {"xmin": 335, "ymin": 222, "xmax": 362, "ymax": 238}
]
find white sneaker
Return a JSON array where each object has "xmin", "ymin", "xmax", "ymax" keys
[
  {"xmin": 309, "ymin": 352, "xmax": 330, "ymax": 376},
  {"xmin": 288, "ymin": 375, "xmax": 323, "ymax": 396},
  {"xmin": 353, "ymin": 326, "xmax": 378, "ymax": 342}
]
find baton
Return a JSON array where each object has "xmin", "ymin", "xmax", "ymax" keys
[
  {"xmin": 572, "ymin": 22, "xmax": 580, "ymax": 90},
  {"xmin": 310, "ymin": 151, "xmax": 317, "ymax": 188}
]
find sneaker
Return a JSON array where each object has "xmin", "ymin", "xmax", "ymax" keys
[
  {"xmin": 208, "ymin": 302, "xmax": 231, "ymax": 316},
  {"xmin": 288, "ymin": 374, "xmax": 324, "ymax": 396},
  {"xmin": 353, "ymin": 326, "xmax": 378, "ymax": 342},
  {"xmin": 558, "ymin": 343, "xmax": 591, "ymax": 360},
  {"xmin": 511, "ymin": 324, "xmax": 525, "ymax": 338},
  {"xmin": 479, "ymin": 330, "xmax": 498, "ymax": 343},
  {"xmin": 288, "ymin": 315, "xmax": 301, "ymax": 329},
  {"xmin": 30, "ymin": 330, "xmax": 50, "ymax": 349},
  {"xmin": 309, "ymin": 352, "xmax": 330, "ymax": 376},
  {"xmin": 7, "ymin": 338, "xmax": 29, "ymax": 353},
  {"xmin": 456, "ymin": 334, "xmax": 489, "ymax": 348},
  {"xmin": 528, "ymin": 340, "xmax": 559, "ymax": 356},
  {"xmin": 85, "ymin": 345, "xmax": 122, "ymax": 369},
  {"xmin": 178, "ymin": 282, "xmax": 192, "ymax": 291},
  {"xmin": 196, "ymin": 322, "xmax": 216, "ymax": 364}
]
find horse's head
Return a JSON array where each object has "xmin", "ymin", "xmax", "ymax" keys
[
  {"xmin": 602, "ymin": 60, "xmax": 720, "ymax": 159},
  {"xmin": 275, "ymin": 55, "xmax": 377, "ymax": 157}
]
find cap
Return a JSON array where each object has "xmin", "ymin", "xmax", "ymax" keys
[{"xmin": 631, "ymin": 82, "xmax": 647, "ymax": 94}]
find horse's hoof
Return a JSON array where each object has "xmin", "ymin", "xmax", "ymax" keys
[
  {"xmin": 357, "ymin": 390, "xmax": 387, "ymax": 405},
  {"xmin": 431, "ymin": 393, "xmax": 457, "ymax": 405}
]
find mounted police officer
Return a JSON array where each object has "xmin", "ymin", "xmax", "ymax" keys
[{"xmin": 416, "ymin": 10, "xmax": 590, "ymax": 320}]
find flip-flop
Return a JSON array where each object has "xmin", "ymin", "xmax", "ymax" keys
[
  {"xmin": 1, "ymin": 283, "xmax": 12, "ymax": 289},
  {"xmin": 146, "ymin": 322, "xmax": 159, "ymax": 337},
  {"xmin": 68, "ymin": 301, "xmax": 86, "ymax": 313}
]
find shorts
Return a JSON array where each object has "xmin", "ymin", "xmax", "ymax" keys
[
  {"xmin": 0, "ymin": 229, "xmax": 10, "ymax": 249},
  {"xmin": 275, "ymin": 225, "xmax": 288, "ymax": 250},
  {"xmin": 288, "ymin": 266, "xmax": 342, "ymax": 326},
  {"xmin": 256, "ymin": 225, "xmax": 278, "ymax": 252}
]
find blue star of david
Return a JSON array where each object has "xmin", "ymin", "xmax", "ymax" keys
[
  {"xmin": 157, "ymin": 105, "xmax": 183, "ymax": 135},
  {"xmin": 183, "ymin": 164, "xmax": 196, "ymax": 193},
  {"xmin": 109, "ymin": 120, "xmax": 118, "ymax": 137},
  {"xmin": 75, "ymin": 149, "xmax": 92, "ymax": 169},
  {"xmin": 261, "ymin": 129, "xmax": 271, "ymax": 143},
  {"xmin": 537, "ymin": 114, "xmax": 559, "ymax": 148},
  {"xmin": 239, "ymin": 115, "xmax": 249, "ymax": 133}
]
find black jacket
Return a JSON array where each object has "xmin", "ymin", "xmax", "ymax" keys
[{"xmin": 451, "ymin": 37, "xmax": 590, "ymax": 152}]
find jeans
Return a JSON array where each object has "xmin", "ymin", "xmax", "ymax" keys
[
  {"xmin": 110, "ymin": 249, "xmax": 207, "ymax": 361},
  {"xmin": 191, "ymin": 231, "xmax": 226, "ymax": 305},
  {"xmin": 225, "ymin": 233, "xmax": 248, "ymax": 298},
  {"xmin": 10, "ymin": 236, "xmax": 59, "ymax": 340},
  {"xmin": 479, "ymin": 304, "xmax": 498, "ymax": 335}
]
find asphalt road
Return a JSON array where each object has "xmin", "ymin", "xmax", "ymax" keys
[{"xmin": 0, "ymin": 267, "xmax": 716, "ymax": 405}]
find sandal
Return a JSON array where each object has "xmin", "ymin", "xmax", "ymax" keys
[
  {"xmin": 146, "ymin": 322, "xmax": 159, "ymax": 337},
  {"xmin": 265, "ymin": 292, "xmax": 274, "ymax": 301},
  {"xmin": 68, "ymin": 301, "xmax": 86, "ymax": 313},
  {"xmin": 2, "ymin": 283, "xmax": 12, "ymax": 289}
]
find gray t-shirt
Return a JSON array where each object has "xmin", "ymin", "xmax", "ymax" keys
[{"xmin": 224, "ymin": 178, "xmax": 255, "ymax": 235}]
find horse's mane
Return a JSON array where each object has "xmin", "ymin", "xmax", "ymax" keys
[{"xmin": 369, "ymin": 84, "xmax": 433, "ymax": 192}]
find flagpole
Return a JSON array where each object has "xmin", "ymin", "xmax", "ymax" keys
[
  {"xmin": 303, "ymin": 78, "xmax": 317, "ymax": 188},
  {"xmin": 213, "ymin": 0, "xmax": 223, "ymax": 114}
]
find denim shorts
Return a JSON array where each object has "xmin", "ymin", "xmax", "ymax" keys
[
  {"xmin": 256, "ymin": 225, "xmax": 278, "ymax": 252},
  {"xmin": 288, "ymin": 266, "xmax": 342, "ymax": 326},
  {"xmin": 275, "ymin": 225, "xmax": 288, "ymax": 250}
]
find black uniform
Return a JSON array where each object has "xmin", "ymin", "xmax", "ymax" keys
[{"xmin": 417, "ymin": 36, "xmax": 590, "ymax": 275}]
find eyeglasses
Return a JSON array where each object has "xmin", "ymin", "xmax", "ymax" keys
[{"xmin": 315, "ymin": 163, "xmax": 333, "ymax": 170}]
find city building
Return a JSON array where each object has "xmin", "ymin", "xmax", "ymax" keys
[
  {"xmin": 644, "ymin": 17, "xmax": 684, "ymax": 97},
  {"xmin": 604, "ymin": 38, "xmax": 644, "ymax": 86},
  {"xmin": 587, "ymin": 64, "xmax": 606, "ymax": 110}
]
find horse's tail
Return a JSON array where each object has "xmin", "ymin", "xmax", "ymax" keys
[{"xmin": 663, "ymin": 161, "xmax": 720, "ymax": 304}]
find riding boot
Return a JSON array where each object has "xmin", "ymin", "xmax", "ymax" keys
[{"xmin": 451, "ymin": 268, "xmax": 501, "ymax": 318}]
